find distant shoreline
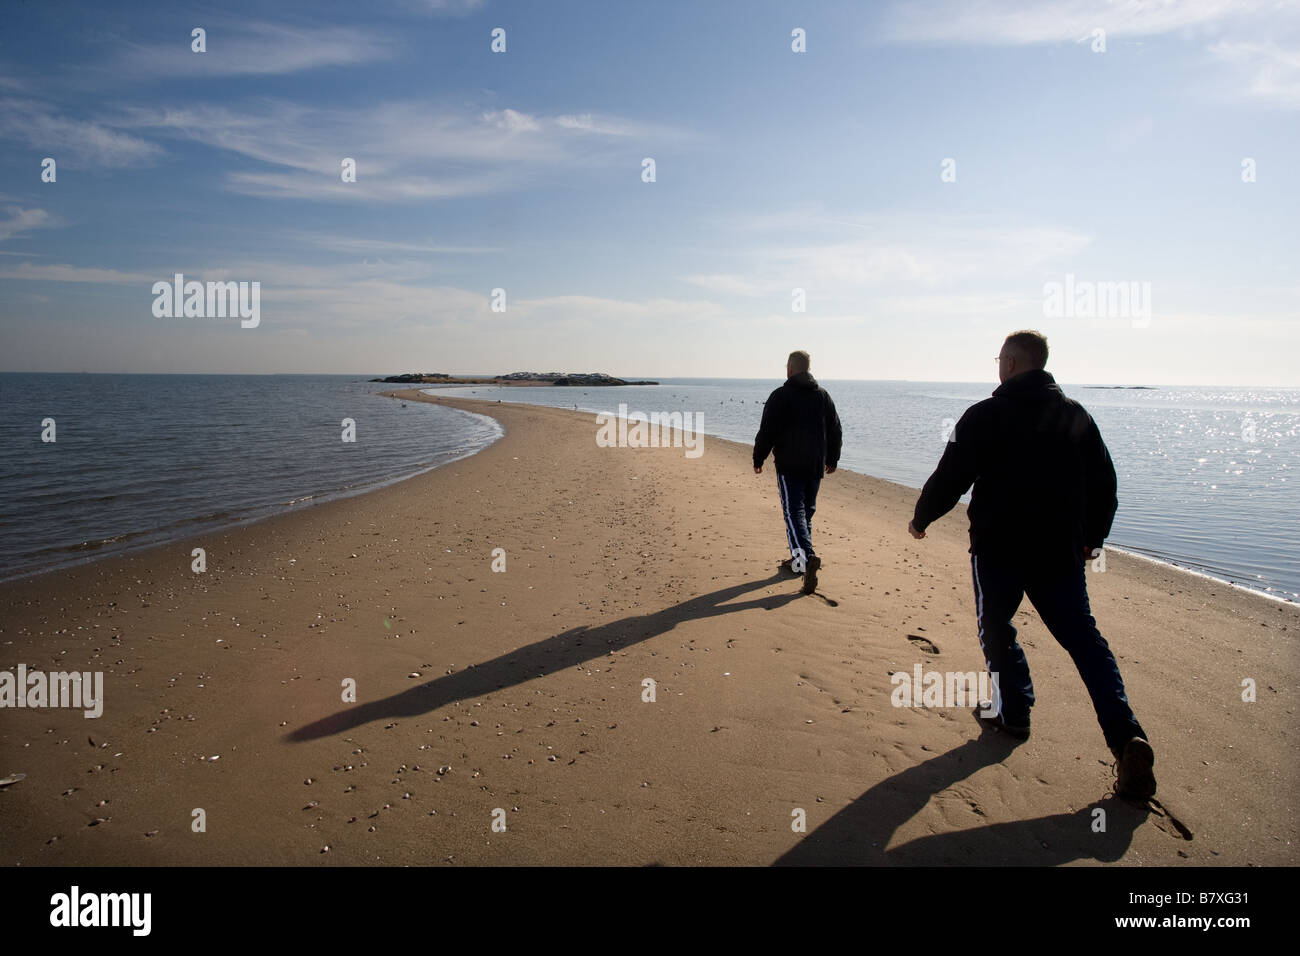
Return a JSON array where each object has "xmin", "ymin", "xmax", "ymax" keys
[{"xmin": 371, "ymin": 373, "xmax": 659, "ymax": 387}]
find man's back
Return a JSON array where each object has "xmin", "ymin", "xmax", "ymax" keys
[
  {"xmin": 753, "ymin": 371, "xmax": 842, "ymax": 478},
  {"xmin": 913, "ymin": 368, "xmax": 1117, "ymax": 561}
]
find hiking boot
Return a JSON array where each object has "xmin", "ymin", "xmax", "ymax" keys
[
  {"xmin": 973, "ymin": 701, "xmax": 1030, "ymax": 741},
  {"xmin": 802, "ymin": 556, "xmax": 821, "ymax": 594},
  {"xmin": 1113, "ymin": 736, "xmax": 1157, "ymax": 800}
]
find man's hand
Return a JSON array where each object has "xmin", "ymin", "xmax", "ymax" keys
[
  {"xmin": 825, "ymin": 464, "xmax": 837, "ymax": 475},
  {"xmin": 908, "ymin": 520, "xmax": 926, "ymax": 540},
  {"xmin": 754, "ymin": 465, "xmax": 763, "ymax": 475}
]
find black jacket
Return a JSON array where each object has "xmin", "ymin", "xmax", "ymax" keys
[
  {"xmin": 753, "ymin": 372, "xmax": 842, "ymax": 478},
  {"xmin": 911, "ymin": 369, "xmax": 1117, "ymax": 561}
]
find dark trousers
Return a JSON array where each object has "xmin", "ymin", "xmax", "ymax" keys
[
  {"xmin": 970, "ymin": 551, "xmax": 1146, "ymax": 754},
  {"xmin": 777, "ymin": 471, "xmax": 820, "ymax": 568}
]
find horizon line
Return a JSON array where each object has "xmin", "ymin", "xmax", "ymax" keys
[{"xmin": 1, "ymin": 370, "xmax": 1296, "ymax": 389}]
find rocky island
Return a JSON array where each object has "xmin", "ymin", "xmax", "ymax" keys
[{"xmin": 371, "ymin": 371, "xmax": 659, "ymax": 386}]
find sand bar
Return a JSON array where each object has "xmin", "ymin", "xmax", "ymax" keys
[{"xmin": 1, "ymin": 390, "xmax": 1295, "ymax": 865}]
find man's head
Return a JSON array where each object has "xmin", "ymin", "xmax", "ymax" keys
[
  {"xmin": 998, "ymin": 330, "xmax": 1048, "ymax": 383},
  {"xmin": 787, "ymin": 350, "xmax": 811, "ymax": 379}
]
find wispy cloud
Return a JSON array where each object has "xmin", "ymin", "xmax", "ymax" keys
[
  {"xmin": 876, "ymin": 0, "xmax": 1300, "ymax": 108},
  {"xmin": 113, "ymin": 21, "xmax": 395, "ymax": 77},
  {"xmin": 877, "ymin": 0, "xmax": 1272, "ymax": 46},
  {"xmin": 684, "ymin": 216, "xmax": 1093, "ymax": 298},
  {"xmin": 0, "ymin": 207, "xmax": 52, "ymax": 242},
  {"xmin": 483, "ymin": 108, "xmax": 541, "ymax": 132},
  {"xmin": 224, "ymin": 169, "xmax": 514, "ymax": 202},
  {"xmin": 0, "ymin": 262, "xmax": 152, "ymax": 283},
  {"xmin": 283, "ymin": 232, "xmax": 500, "ymax": 255},
  {"xmin": 394, "ymin": 0, "xmax": 489, "ymax": 15},
  {"xmin": 117, "ymin": 99, "xmax": 684, "ymax": 201},
  {"xmin": 1210, "ymin": 39, "xmax": 1300, "ymax": 108},
  {"xmin": 0, "ymin": 97, "xmax": 163, "ymax": 167},
  {"xmin": 555, "ymin": 113, "xmax": 637, "ymax": 136}
]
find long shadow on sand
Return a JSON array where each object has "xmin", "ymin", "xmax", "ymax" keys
[
  {"xmin": 288, "ymin": 572, "xmax": 800, "ymax": 743},
  {"xmin": 775, "ymin": 737, "xmax": 1147, "ymax": 865}
]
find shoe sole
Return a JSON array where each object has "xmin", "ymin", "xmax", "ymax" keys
[{"xmin": 1117, "ymin": 737, "xmax": 1157, "ymax": 800}]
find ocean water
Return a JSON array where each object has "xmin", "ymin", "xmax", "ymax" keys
[
  {"xmin": 0, "ymin": 374, "xmax": 501, "ymax": 582},
  {"xmin": 2, "ymin": 373, "xmax": 1295, "ymax": 603},
  {"xmin": 430, "ymin": 378, "xmax": 1300, "ymax": 603}
]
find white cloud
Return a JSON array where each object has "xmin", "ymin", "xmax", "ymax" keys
[
  {"xmin": 224, "ymin": 169, "xmax": 512, "ymax": 202},
  {"xmin": 482, "ymin": 109, "xmax": 541, "ymax": 132},
  {"xmin": 878, "ymin": 0, "xmax": 1273, "ymax": 46},
  {"xmin": 283, "ymin": 232, "xmax": 500, "ymax": 255},
  {"xmin": 876, "ymin": 0, "xmax": 1300, "ymax": 108},
  {"xmin": 683, "ymin": 217, "xmax": 1093, "ymax": 298},
  {"xmin": 116, "ymin": 99, "xmax": 684, "ymax": 201},
  {"xmin": 556, "ymin": 113, "xmax": 636, "ymax": 136},
  {"xmin": 1210, "ymin": 39, "xmax": 1300, "ymax": 108},
  {"xmin": 0, "ymin": 97, "xmax": 163, "ymax": 167},
  {"xmin": 113, "ymin": 22, "xmax": 395, "ymax": 77},
  {"xmin": 395, "ymin": 0, "xmax": 488, "ymax": 14},
  {"xmin": 0, "ymin": 207, "xmax": 52, "ymax": 242},
  {"xmin": 0, "ymin": 262, "xmax": 152, "ymax": 283}
]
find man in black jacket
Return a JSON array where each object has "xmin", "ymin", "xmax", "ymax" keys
[
  {"xmin": 754, "ymin": 351, "xmax": 842, "ymax": 595},
  {"xmin": 907, "ymin": 331, "xmax": 1156, "ymax": 800}
]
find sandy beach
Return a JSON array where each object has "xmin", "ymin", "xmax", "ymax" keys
[{"xmin": 1, "ymin": 389, "xmax": 1295, "ymax": 866}]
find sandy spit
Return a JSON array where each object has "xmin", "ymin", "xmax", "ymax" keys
[{"xmin": 0, "ymin": 390, "xmax": 1294, "ymax": 865}]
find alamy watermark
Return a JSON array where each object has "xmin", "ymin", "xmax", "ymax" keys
[
  {"xmin": 1043, "ymin": 273, "xmax": 1151, "ymax": 328},
  {"xmin": 152, "ymin": 273, "xmax": 260, "ymax": 328},
  {"xmin": 595, "ymin": 404, "xmax": 704, "ymax": 458},
  {"xmin": 1, "ymin": 664, "xmax": 103, "ymax": 718},
  {"xmin": 50, "ymin": 886, "xmax": 150, "ymax": 935},
  {"xmin": 891, "ymin": 665, "xmax": 997, "ymax": 712}
]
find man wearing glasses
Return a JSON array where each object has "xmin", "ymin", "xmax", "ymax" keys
[{"xmin": 906, "ymin": 330, "xmax": 1156, "ymax": 800}]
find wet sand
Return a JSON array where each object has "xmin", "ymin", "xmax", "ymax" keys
[{"xmin": 1, "ymin": 390, "xmax": 1295, "ymax": 865}]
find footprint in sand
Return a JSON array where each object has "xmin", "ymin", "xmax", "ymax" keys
[
  {"xmin": 1145, "ymin": 798, "xmax": 1195, "ymax": 841},
  {"xmin": 906, "ymin": 634, "xmax": 939, "ymax": 655}
]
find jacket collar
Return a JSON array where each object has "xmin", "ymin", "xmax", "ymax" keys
[
  {"xmin": 787, "ymin": 371, "xmax": 818, "ymax": 389},
  {"xmin": 993, "ymin": 368, "xmax": 1057, "ymax": 398}
]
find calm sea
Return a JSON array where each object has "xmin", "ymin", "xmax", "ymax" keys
[
  {"xmin": 0, "ymin": 374, "xmax": 501, "ymax": 582},
  {"xmin": 2, "ymin": 374, "xmax": 1294, "ymax": 602},
  {"xmin": 430, "ymin": 378, "xmax": 1300, "ymax": 603}
]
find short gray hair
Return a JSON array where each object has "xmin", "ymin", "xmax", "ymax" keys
[{"xmin": 1003, "ymin": 331, "xmax": 1048, "ymax": 369}]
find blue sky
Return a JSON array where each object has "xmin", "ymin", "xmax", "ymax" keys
[{"xmin": 1, "ymin": 0, "xmax": 1297, "ymax": 384}]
